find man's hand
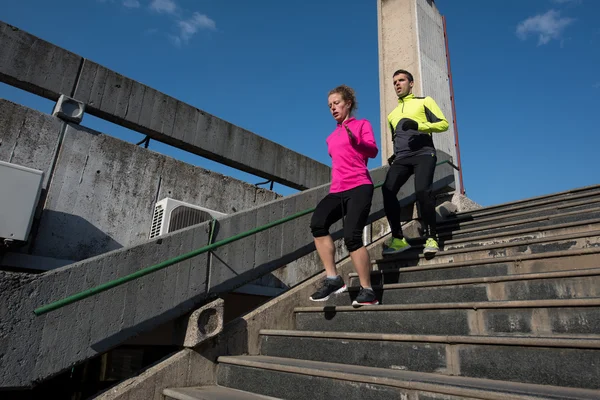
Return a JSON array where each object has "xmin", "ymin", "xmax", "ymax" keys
[{"xmin": 401, "ymin": 118, "xmax": 418, "ymax": 131}]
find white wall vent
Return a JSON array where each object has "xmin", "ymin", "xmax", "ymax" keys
[{"xmin": 149, "ymin": 198, "xmax": 227, "ymax": 239}]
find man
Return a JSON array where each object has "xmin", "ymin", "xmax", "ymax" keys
[{"xmin": 382, "ymin": 69, "xmax": 449, "ymax": 256}]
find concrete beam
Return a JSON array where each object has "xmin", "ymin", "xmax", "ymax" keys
[
  {"xmin": 0, "ymin": 20, "xmax": 330, "ymax": 190},
  {"xmin": 0, "ymin": 23, "xmax": 82, "ymax": 100}
]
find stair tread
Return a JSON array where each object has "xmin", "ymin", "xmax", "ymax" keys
[
  {"xmin": 454, "ymin": 184, "xmax": 600, "ymax": 217},
  {"xmin": 370, "ymin": 245, "xmax": 600, "ymax": 268},
  {"xmin": 437, "ymin": 206, "xmax": 600, "ymax": 236},
  {"xmin": 439, "ymin": 195, "xmax": 600, "ymax": 228},
  {"xmin": 164, "ymin": 386, "xmax": 282, "ymax": 400},
  {"xmin": 294, "ymin": 297, "xmax": 600, "ymax": 313},
  {"xmin": 376, "ymin": 228, "xmax": 600, "ymax": 262},
  {"xmin": 259, "ymin": 330, "xmax": 600, "ymax": 348},
  {"xmin": 442, "ymin": 217, "xmax": 600, "ymax": 245},
  {"xmin": 217, "ymin": 355, "xmax": 600, "ymax": 399},
  {"xmin": 348, "ymin": 266, "xmax": 600, "ymax": 288}
]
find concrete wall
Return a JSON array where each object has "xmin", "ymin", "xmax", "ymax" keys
[
  {"xmin": 0, "ymin": 20, "xmax": 330, "ymax": 190},
  {"xmin": 0, "ymin": 158, "xmax": 455, "ymax": 388},
  {"xmin": 0, "ymin": 99, "xmax": 280, "ymax": 265},
  {"xmin": 0, "ymin": 98, "xmax": 64, "ymax": 190},
  {"xmin": 416, "ymin": 0, "xmax": 462, "ymax": 191},
  {"xmin": 378, "ymin": 0, "xmax": 422, "ymax": 165},
  {"xmin": 378, "ymin": 0, "xmax": 462, "ymax": 193}
]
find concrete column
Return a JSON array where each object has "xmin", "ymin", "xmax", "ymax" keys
[{"xmin": 378, "ymin": 0, "xmax": 463, "ymax": 193}]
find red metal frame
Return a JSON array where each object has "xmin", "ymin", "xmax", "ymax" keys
[{"xmin": 442, "ymin": 15, "xmax": 466, "ymax": 195}]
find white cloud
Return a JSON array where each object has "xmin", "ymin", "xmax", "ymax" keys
[
  {"xmin": 123, "ymin": 0, "xmax": 140, "ymax": 8},
  {"xmin": 150, "ymin": 0, "xmax": 177, "ymax": 14},
  {"xmin": 179, "ymin": 13, "xmax": 216, "ymax": 37},
  {"xmin": 593, "ymin": 82, "xmax": 600, "ymax": 89},
  {"xmin": 516, "ymin": 10, "xmax": 575, "ymax": 45},
  {"xmin": 176, "ymin": 12, "xmax": 216, "ymax": 43},
  {"xmin": 551, "ymin": 0, "xmax": 582, "ymax": 4}
]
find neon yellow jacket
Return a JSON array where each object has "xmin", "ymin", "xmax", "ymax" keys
[{"xmin": 387, "ymin": 93, "xmax": 449, "ymax": 159}]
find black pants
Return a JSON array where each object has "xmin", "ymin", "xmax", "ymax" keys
[
  {"xmin": 382, "ymin": 154, "xmax": 437, "ymax": 239},
  {"xmin": 310, "ymin": 184, "xmax": 374, "ymax": 252}
]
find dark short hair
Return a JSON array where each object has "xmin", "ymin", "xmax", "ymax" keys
[{"xmin": 393, "ymin": 69, "xmax": 414, "ymax": 82}]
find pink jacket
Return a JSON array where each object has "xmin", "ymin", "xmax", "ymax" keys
[{"xmin": 326, "ymin": 117, "xmax": 379, "ymax": 193}]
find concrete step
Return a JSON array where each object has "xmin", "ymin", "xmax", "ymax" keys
[
  {"xmin": 390, "ymin": 217, "xmax": 600, "ymax": 256},
  {"xmin": 344, "ymin": 268, "xmax": 600, "ymax": 305},
  {"xmin": 216, "ymin": 355, "xmax": 600, "ymax": 400},
  {"xmin": 439, "ymin": 207, "xmax": 600, "ymax": 240},
  {"xmin": 443, "ymin": 217, "xmax": 600, "ymax": 251},
  {"xmin": 376, "ymin": 230, "xmax": 600, "ymax": 270},
  {"xmin": 356, "ymin": 247, "xmax": 600, "ymax": 287},
  {"xmin": 454, "ymin": 184, "xmax": 600, "ymax": 219},
  {"xmin": 440, "ymin": 190, "xmax": 600, "ymax": 225},
  {"xmin": 164, "ymin": 386, "xmax": 282, "ymax": 400},
  {"xmin": 294, "ymin": 298, "xmax": 600, "ymax": 337},
  {"xmin": 259, "ymin": 330, "xmax": 600, "ymax": 389},
  {"xmin": 439, "ymin": 198, "xmax": 600, "ymax": 233}
]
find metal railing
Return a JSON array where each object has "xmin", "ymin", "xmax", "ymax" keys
[{"xmin": 34, "ymin": 160, "xmax": 458, "ymax": 316}]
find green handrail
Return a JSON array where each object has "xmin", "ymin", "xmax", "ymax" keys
[{"xmin": 33, "ymin": 159, "xmax": 456, "ymax": 316}]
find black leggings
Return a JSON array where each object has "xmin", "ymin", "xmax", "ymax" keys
[
  {"xmin": 382, "ymin": 154, "xmax": 437, "ymax": 239},
  {"xmin": 310, "ymin": 184, "xmax": 374, "ymax": 252}
]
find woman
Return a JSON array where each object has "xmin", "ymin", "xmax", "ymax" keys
[{"xmin": 309, "ymin": 85, "xmax": 379, "ymax": 306}]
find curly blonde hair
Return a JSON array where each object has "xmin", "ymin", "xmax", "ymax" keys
[{"xmin": 328, "ymin": 85, "xmax": 358, "ymax": 115}]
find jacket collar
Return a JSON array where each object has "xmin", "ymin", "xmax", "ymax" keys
[
  {"xmin": 398, "ymin": 93, "xmax": 415, "ymax": 103},
  {"xmin": 337, "ymin": 116, "xmax": 356, "ymax": 126}
]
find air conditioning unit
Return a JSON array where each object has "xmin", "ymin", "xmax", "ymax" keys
[
  {"xmin": 0, "ymin": 160, "xmax": 44, "ymax": 242},
  {"xmin": 149, "ymin": 198, "xmax": 227, "ymax": 239}
]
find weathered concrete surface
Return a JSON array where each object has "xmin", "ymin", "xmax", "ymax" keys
[
  {"xmin": 416, "ymin": 0, "xmax": 462, "ymax": 191},
  {"xmin": 261, "ymin": 335, "xmax": 448, "ymax": 373},
  {"xmin": 452, "ymin": 192, "xmax": 482, "ymax": 212},
  {"xmin": 184, "ymin": 298, "xmax": 224, "ymax": 348},
  {"xmin": 94, "ymin": 349, "xmax": 208, "ymax": 400},
  {"xmin": 52, "ymin": 94, "xmax": 85, "ymax": 124},
  {"xmin": 0, "ymin": 22, "xmax": 81, "ymax": 100},
  {"xmin": 31, "ymin": 121, "xmax": 279, "ymax": 261},
  {"xmin": 0, "ymin": 220, "xmax": 211, "ymax": 389},
  {"xmin": 344, "ymin": 272, "xmax": 600, "ymax": 305},
  {"xmin": 370, "ymin": 250, "xmax": 600, "ymax": 287},
  {"xmin": 0, "ymin": 99, "xmax": 64, "ymax": 189},
  {"xmin": 435, "ymin": 201, "xmax": 457, "ymax": 222},
  {"xmin": 378, "ymin": 0, "xmax": 422, "ymax": 164},
  {"xmin": 260, "ymin": 334, "xmax": 600, "ymax": 389},
  {"xmin": 0, "ymin": 20, "xmax": 331, "ymax": 190},
  {"xmin": 293, "ymin": 301, "xmax": 600, "ymax": 337}
]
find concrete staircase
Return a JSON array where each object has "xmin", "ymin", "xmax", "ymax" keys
[{"xmin": 164, "ymin": 185, "xmax": 600, "ymax": 399}]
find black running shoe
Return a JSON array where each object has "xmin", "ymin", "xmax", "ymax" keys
[
  {"xmin": 310, "ymin": 276, "xmax": 347, "ymax": 301},
  {"xmin": 352, "ymin": 287, "xmax": 379, "ymax": 306}
]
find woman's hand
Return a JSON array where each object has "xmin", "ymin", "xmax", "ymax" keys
[{"xmin": 343, "ymin": 123, "xmax": 354, "ymax": 139}]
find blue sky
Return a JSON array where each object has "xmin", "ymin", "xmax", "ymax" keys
[{"xmin": 0, "ymin": 0, "xmax": 598, "ymax": 206}]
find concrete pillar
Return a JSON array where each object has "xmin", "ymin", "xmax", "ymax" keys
[{"xmin": 378, "ymin": 0, "xmax": 463, "ymax": 193}]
